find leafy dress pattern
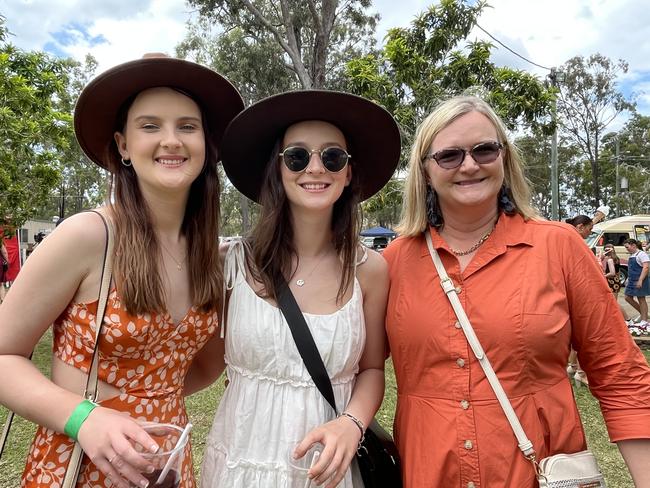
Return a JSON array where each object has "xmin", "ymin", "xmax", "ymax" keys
[{"xmin": 21, "ymin": 290, "xmax": 218, "ymax": 488}]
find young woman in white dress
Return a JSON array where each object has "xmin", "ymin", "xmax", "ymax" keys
[{"xmin": 187, "ymin": 90, "xmax": 401, "ymax": 487}]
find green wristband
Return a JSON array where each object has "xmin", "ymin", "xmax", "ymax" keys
[{"xmin": 64, "ymin": 399, "xmax": 97, "ymax": 441}]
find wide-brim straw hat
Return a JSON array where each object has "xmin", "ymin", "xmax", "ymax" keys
[
  {"xmin": 220, "ymin": 90, "xmax": 401, "ymax": 203},
  {"xmin": 74, "ymin": 54, "xmax": 244, "ymax": 170}
]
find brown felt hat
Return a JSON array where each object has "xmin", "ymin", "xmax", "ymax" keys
[
  {"xmin": 74, "ymin": 53, "xmax": 244, "ymax": 170},
  {"xmin": 220, "ymin": 90, "xmax": 401, "ymax": 202}
]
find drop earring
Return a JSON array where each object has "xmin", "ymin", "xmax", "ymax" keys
[
  {"xmin": 426, "ymin": 185, "xmax": 443, "ymax": 228},
  {"xmin": 121, "ymin": 157, "xmax": 132, "ymax": 167},
  {"xmin": 498, "ymin": 185, "xmax": 515, "ymax": 214}
]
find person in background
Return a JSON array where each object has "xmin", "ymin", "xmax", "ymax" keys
[
  {"xmin": 383, "ymin": 95, "xmax": 650, "ymax": 487},
  {"xmin": 565, "ymin": 214, "xmax": 593, "ymax": 239},
  {"xmin": 565, "ymin": 214, "xmax": 597, "ymax": 385},
  {"xmin": 0, "ymin": 225, "xmax": 21, "ymax": 290},
  {"xmin": 0, "ymin": 54, "xmax": 243, "ymax": 488},
  {"xmin": 0, "ymin": 237, "xmax": 8, "ymax": 303},
  {"xmin": 600, "ymin": 243, "xmax": 635, "ymax": 329},
  {"xmin": 623, "ymin": 238, "xmax": 650, "ymax": 334}
]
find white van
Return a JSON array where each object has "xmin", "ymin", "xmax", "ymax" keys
[{"xmin": 585, "ymin": 214, "xmax": 650, "ymax": 284}]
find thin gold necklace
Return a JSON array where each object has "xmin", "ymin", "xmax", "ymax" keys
[
  {"xmin": 159, "ymin": 240, "xmax": 186, "ymax": 271},
  {"xmin": 294, "ymin": 250, "xmax": 330, "ymax": 287},
  {"xmin": 449, "ymin": 228, "xmax": 494, "ymax": 256}
]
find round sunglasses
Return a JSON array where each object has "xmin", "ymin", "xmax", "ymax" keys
[
  {"xmin": 279, "ymin": 146, "xmax": 350, "ymax": 173},
  {"xmin": 423, "ymin": 141, "xmax": 503, "ymax": 169}
]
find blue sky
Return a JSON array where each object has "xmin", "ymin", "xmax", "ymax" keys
[{"xmin": 3, "ymin": 0, "xmax": 649, "ymax": 121}]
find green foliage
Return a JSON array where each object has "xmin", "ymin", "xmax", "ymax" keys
[
  {"xmin": 345, "ymin": 1, "xmax": 554, "ymax": 228},
  {"xmin": 0, "ymin": 40, "xmax": 64, "ymax": 226},
  {"xmin": 35, "ymin": 55, "xmax": 106, "ymax": 220},
  {"xmin": 556, "ymin": 54, "xmax": 635, "ymax": 208},
  {"xmin": 599, "ymin": 114, "xmax": 650, "ymax": 215},
  {"xmin": 345, "ymin": 0, "xmax": 555, "ymax": 173},
  {"xmin": 362, "ymin": 178, "xmax": 403, "ymax": 228},
  {"xmin": 184, "ymin": 0, "xmax": 379, "ymax": 89},
  {"xmin": 177, "ymin": 17, "xmax": 298, "ymax": 104},
  {"xmin": 180, "ymin": 0, "xmax": 379, "ymax": 234},
  {"xmin": 0, "ymin": 15, "xmax": 103, "ymax": 226}
]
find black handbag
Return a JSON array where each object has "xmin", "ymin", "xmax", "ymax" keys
[{"xmin": 276, "ymin": 280, "xmax": 402, "ymax": 488}]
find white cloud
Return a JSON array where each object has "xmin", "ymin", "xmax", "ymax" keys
[
  {"xmin": 3, "ymin": 0, "xmax": 649, "ymax": 116},
  {"xmin": 3, "ymin": 0, "xmax": 191, "ymax": 73}
]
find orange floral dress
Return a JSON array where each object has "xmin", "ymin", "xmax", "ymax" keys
[{"xmin": 21, "ymin": 290, "xmax": 218, "ymax": 488}]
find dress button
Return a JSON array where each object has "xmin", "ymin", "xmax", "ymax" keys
[
  {"xmin": 464, "ymin": 440, "xmax": 473, "ymax": 450},
  {"xmin": 467, "ymin": 483, "xmax": 476, "ymax": 488},
  {"xmin": 460, "ymin": 400, "xmax": 470, "ymax": 410},
  {"xmin": 454, "ymin": 321, "xmax": 462, "ymax": 329},
  {"xmin": 456, "ymin": 358, "xmax": 465, "ymax": 367},
  {"xmin": 455, "ymin": 286, "xmax": 462, "ymax": 294}
]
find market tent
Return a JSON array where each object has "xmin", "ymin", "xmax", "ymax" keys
[{"xmin": 360, "ymin": 226, "xmax": 397, "ymax": 238}]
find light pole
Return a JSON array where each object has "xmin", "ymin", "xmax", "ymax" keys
[
  {"xmin": 620, "ymin": 176, "xmax": 629, "ymax": 216},
  {"xmin": 549, "ymin": 68, "xmax": 563, "ymax": 221},
  {"xmin": 616, "ymin": 134, "xmax": 621, "ymax": 217}
]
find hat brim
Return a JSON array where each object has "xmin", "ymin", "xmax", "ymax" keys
[
  {"xmin": 74, "ymin": 57, "xmax": 244, "ymax": 170},
  {"xmin": 220, "ymin": 90, "xmax": 401, "ymax": 202}
]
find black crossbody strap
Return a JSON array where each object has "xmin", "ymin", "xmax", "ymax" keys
[{"xmin": 275, "ymin": 279, "xmax": 338, "ymax": 413}]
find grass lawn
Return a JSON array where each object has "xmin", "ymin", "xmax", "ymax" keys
[{"xmin": 1, "ymin": 333, "xmax": 647, "ymax": 488}]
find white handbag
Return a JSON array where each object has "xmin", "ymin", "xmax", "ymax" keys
[{"xmin": 424, "ymin": 231, "xmax": 606, "ymax": 488}]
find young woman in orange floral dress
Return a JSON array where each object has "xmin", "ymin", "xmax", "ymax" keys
[{"xmin": 0, "ymin": 54, "xmax": 242, "ymax": 488}]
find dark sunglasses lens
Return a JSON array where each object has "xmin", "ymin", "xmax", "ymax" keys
[
  {"xmin": 321, "ymin": 148, "xmax": 348, "ymax": 172},
  {"xmin": 283, "ymin": 147, "xmax": 310, "ymax": 171},
  {"xmin": 471, "ymin": 143, "xmax": 501, "ymax": 163},
  {"xmin": 435, "ymin": 149, "xmax": 464, "ymax": 169}
]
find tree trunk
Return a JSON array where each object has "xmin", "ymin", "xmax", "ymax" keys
[
  {"xmin": 592, "ymin": 135, "xmax": 600, "ymax": 208},
  {"xmin": 239, "ymin": 193, "xmax": 250, "ymax": 235},
  {"xmin": 310, "ymin": 0, "xmax": 337, "ymax": 88}
]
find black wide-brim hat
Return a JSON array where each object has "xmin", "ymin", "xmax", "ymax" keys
[
  {"xmin": 74, "ymin": 54, "xmax": 244, "ymax": 170},
  {"xmin": 221, "ymin": 90, "xmax": 401, "ymax": 202}
]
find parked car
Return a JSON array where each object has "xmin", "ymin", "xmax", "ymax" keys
[
  {"xmin": 585, "ymin": 214, "xmax": 650, "ymax": 286},
  {"xmin": 361, "ymin": 236, "xmax": 389, "ymax": 252}
]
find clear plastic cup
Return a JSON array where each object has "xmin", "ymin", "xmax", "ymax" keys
[
  {"xmin": 288, "ymin": 441, "xmax": 325, "ymax": 488},
  {"xmin": 135, "ymin": 423, "xmax": 188, "ymax": 488}
]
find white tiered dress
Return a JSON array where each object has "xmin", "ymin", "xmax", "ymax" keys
[{"xmin": 200, "ymin": 240, "xmax": 365, "ymax": 487}]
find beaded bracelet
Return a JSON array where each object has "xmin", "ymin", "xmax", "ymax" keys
[
  {"xmin": 338, "ymin": 411, "xmax": 365, "ymax": 446},
  {"xmin": 63, "ymin": 399, "xmax": 98, "ymax": 441}
]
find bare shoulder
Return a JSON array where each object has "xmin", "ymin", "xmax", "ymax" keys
[
  {"xmin": 45, "ymin": 210, "xmax": 109, "ymax": 257},
  {"xmin": 357, "ymin": 248, "xmax": 389, "ymax": 291}
]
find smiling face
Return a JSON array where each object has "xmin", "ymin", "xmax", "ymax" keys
[
  {"xmin": 280, "ymin": 120, "xmax": 352, "ymax": 214},
  {"xmin": 114, "ymin": 87, "xmax": 206, "ymax": 197},
  {"xmin": 424, "ymin": 111, "xmax": 504, "ymax": 216}
]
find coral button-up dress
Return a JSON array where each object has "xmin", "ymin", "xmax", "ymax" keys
[{"xmin": 383, "ymin": 213, "xmax": 650, "ymax": 488}]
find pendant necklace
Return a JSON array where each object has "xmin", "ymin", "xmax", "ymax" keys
[
  {"xmin": 449, "ymin": 227, "xmax": 494, "ymax": 256},
  {"xmin": 295, "ymin": 250, "xmax": 330, "ymax": 287},
  {"xmin": 160, "ymin": 241, "xmax": 186, "ymax": 271}
]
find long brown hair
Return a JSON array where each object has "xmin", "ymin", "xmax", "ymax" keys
[
  {"xmin": 104, "ymin": 90, "xmax": 222, "ymax": 314},
  {"xmin": 603, "ymin": 243, "xmax": 620, "ymax": 266},
  {"xmin": 247, "ymin": 139, "xmax": 361, "ymax": 303}
]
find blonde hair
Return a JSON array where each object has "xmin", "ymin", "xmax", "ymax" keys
[{"xmin": 398, "ymin": 96, "xmax": 540, "ymax": 236}]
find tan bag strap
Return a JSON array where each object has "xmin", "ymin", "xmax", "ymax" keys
[
  {"xmin": 0, "ymin": 211, "xmax": 114, "ymax": 487},
  {"xmin": 62, "ymin": 211, "xmax": 114, "ymax": 487}
]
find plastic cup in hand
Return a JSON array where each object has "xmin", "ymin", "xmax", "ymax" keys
[
  {"xmin": 135, "ymin": 422, "xmax": 190, "ymax": 488},
  {"xmin": 288, "ymin": 440, "xmax": 324, "ymax": 488}
]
